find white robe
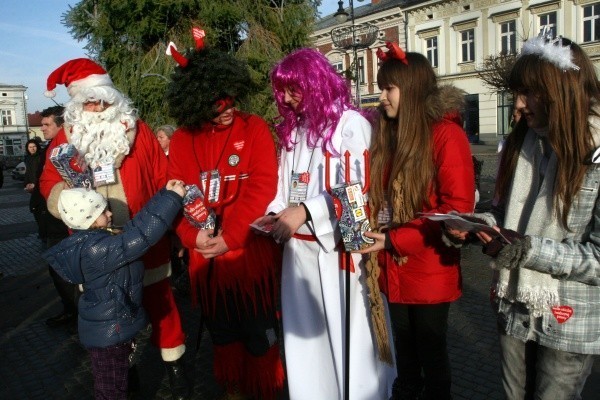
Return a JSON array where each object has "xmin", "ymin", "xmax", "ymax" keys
[{"xmin": 267, "ymin": 110, "xmax": 396, "ymax": 400}]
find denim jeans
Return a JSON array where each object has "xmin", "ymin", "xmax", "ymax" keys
[{"xmin": 499, "ymin": 333, "xmax": 594, "ymax": 400}]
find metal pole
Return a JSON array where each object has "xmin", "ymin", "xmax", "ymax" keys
[{"xmin": 350, "ymin": 0, "xmax": 360, "ymax": 106}]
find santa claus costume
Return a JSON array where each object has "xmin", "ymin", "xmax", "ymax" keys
[
  {"xmin": 39, "ymin": 58, "xmax": 190, "ymax": 400},
  {"xmin": 165, "ymin": 30, "xmax": 284, "ymax": 400}
]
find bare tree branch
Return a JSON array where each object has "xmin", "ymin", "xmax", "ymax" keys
[{"xmin": 476, "ymin": 53, "xmax": 517, "ymax": 93}]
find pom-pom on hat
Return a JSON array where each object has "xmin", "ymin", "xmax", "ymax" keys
[
  {"xmin": 45, "ymin": 58, "xmax": 113, "ymax": 98},
  {"xmin": 58, "ymin": 188, "xmax": 108, "ymax": 230}
]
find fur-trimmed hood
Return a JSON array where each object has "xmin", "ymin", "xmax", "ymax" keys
[{"xmin": 426, "ymin": 85, "xmax": 467, "ymax": 124}]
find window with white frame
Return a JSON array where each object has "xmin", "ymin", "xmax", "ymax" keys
[
  {"xmin": 426, "ymin": 37, "xmax": 438, "ymax": 67},
  {"xmin": 461, "ymin": 29, "xmax": 475, "ymax": 62},
  {"xmin": 539, "ymin": 12, "xmax": 557, "ymax": 37},
  {"xmin": 1, "ymin": 110, "xmax": 14, "ymax": 126},
  {"xmin": 2, "ymin": 138, "xmax": 22, "ymax": 156},
  {"xmin": 500, "ymin": 20, "xmax": 517, "ymax": 55},
  {"xmin": 332, "ymin": 61, "xmax": 343, "ymax": 74},
  {"xmin": 584, "ymin": 3, "xmax": 600, "ymax": 43},
  {"xmin": 357, "ymin": 57, "xmax": 365, "ymax": 84}
]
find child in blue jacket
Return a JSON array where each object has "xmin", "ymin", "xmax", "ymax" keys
[{"xmin": 44, "ymin": 179, "xmax": 186, "ymax": 399}]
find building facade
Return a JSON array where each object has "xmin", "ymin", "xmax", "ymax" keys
[
  {"xmin": 0, "ymin": 84, "xmax": 28, "ymax": 165},
  {"xmin": 313, "ymin": 0, "xmax": 600, "ymax": 144}
]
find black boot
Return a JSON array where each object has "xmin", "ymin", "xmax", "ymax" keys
[
  {"xmin": 46, "ymin": 311, "xmax": 76, "ymax": 327},
  {"xmin": 127, "ymin": 364, "xmax": 140, "ymax": 399},
  {"xmin": 164, "ymin": 359, "xmax": 191, "ymax": 400},
  {"xmin": 390, "ymin": 377, "xmax": 424, "ymax": 400}
]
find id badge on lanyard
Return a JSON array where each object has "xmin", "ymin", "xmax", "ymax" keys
[
  {"xmin": 288, "ymin": 171, "xmax": 310, "ymax": 207},
  {"xmin": 93, "ymin": 163, "xmax": 116, "ymax": 187},
  {"xmin": 200, "ymin": 170, "xmax": 221, "ymax": 203}
]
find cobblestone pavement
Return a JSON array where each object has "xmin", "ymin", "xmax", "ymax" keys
[
  {"xmin": 0, "ymin": 171, "xmax": 220, "ymax": 400},
  {"xmin": 1, "ymin": 146, "xmax": 598, "ymax": 400}
]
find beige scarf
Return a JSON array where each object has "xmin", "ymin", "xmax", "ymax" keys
[
  {"xmin": 365, "ymin": 177, "xmax": 411, "ymax": 364},
  {"xmin": 495, "ymin": 129, "xmax": 561, "ymax": 317}
]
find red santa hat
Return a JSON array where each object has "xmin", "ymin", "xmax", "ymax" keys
[{"xmin": 45, "ymin": 58, "xmax": 113, "ymax": 98}]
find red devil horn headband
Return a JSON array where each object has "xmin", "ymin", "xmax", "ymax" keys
[
  {"xmin": 192, "ymin": 27, "xmax": 206, "ymax": 50},
  {"xmin": 376, "ymin": 42, "xmax": 408, "ymax": 65},
  {"xmin": 166, "ymin": 42, "xmax": 188, "ymax": 67},
  {"xmin": 166, "ymin": 27, "xmax": 206, "ymax": 68}
]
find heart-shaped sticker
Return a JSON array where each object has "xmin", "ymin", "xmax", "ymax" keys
[{"xmin": 551, "ymin": 305, "xmax": 573, "ymax": 324}]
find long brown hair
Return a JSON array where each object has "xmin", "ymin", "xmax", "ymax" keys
[
  {"xmin": 497, "ymin": 38, "xmax": 600, "ymax": 228},
  {"xmin": 369, "ymin": 53, "xmax": 438, "ymax": 222}
]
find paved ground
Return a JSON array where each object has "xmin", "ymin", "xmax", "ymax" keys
[
  {"xmin": 0, "ymin": 171, "xmax": 220, "ymax": 400},
  {"xmin": 0, "ymin": 145, "xmax": 598, "ymax": 399}
]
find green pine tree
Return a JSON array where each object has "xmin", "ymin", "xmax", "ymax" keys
[{"xmin": 62, "ymin": 0, "xmax": 316, "ymax": 128}]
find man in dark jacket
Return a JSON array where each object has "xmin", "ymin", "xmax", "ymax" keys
[{"xmin": 38, "ymin": 106, "xmax": 78, "ymax": 328}]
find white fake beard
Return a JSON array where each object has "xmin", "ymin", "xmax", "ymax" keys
[{"xmin": 69, "ymin": 107, "xmax": 131, "ymax": 169}]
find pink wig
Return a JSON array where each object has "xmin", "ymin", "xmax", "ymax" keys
[{"xmin": 270, "ymin": 48, "xmax": 356, "ymax": 152}]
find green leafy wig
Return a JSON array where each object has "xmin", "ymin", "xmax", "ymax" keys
[{"xmin": 166, "ymin": 48, "xmax": 253, "ymax": 129}]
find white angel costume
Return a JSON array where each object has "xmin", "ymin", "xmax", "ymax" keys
[{"xmin": 266, "ymin": 109, "xmax": 396, "ymax": 400}]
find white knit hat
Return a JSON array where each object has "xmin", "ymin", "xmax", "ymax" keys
[{"xmin": 58, "ymin": 188, "xmax": 108, "ymax": 230}]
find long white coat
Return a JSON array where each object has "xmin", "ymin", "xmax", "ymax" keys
[{"xmin": 266, "ymin": 110, "xmax": 396, "ymax": 400}]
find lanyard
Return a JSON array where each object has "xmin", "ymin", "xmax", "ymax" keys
[
  {"xmin": 192, "ymin": 123, "xmax": 234, "ymax": 172},
  {"xmin": 291, "ymin": 128, "xmax": 317, "ymax": 174}
]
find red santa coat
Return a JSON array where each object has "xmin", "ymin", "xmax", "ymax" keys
[
  {"xmin": 40, "ymin": 120, "xmax": 185, "ymax": 353},
  {"xmin": 379, "ymin": 115, "xmax": 475, "ymax": 304},
  {"xmin": 168, "ymin": 111, "xmax": 280, "ymax": 309}
]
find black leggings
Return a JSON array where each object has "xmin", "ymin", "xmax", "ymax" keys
[{"xmin": 389, "ymin": 302, "xmax": 452, "ymax": 400}]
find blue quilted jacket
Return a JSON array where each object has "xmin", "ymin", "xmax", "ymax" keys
[{"xmin": 44, "ymin": 188, "xmax": 182, "ymax": 348}]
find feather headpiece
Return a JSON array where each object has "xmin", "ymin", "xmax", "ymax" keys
[{"xmin": 521, "ymin": 26, "xmax": 579, "ymax": 71}]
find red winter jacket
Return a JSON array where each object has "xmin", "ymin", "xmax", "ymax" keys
[
  {"xmin": 378, "ymin": 115, "xmax": 475, "ymax": 304},
  {"xmin": 168, "ymin": 111, "xmax": 281, "ymax": 308}
]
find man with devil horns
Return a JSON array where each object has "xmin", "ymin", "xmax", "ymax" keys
[
  {"xmin": 39, "ymin": 58, "xmax": 191, "ymax": 400},
  {"xmin": 165, "ymin": 29, "xmax": 284, "ymax": 400}
]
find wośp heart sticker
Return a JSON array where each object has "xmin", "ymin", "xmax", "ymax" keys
[{"xmin": 551, "ymin": 306, "xmax": 573, "ymax": 324}]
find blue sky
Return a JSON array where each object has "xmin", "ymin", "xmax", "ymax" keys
[
  {"xmin": 0, "ymin": 1, "xmax": 87, "ymax": 113},
  {"xmin": 0, "ymin": 1, "xmax": 340, "ymax": 114}
]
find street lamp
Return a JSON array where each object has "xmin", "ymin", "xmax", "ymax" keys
[{"xmin": 331, "ymin": 0, "xmax": 378, "ymax": 107}]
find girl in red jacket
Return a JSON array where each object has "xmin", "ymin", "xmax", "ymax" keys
[{"xmin": 358, "ymin": 43, "xmax": 475, "ymax": 400}]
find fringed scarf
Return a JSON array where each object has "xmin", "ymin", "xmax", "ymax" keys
[
  {"xmin": 495, "ymin": 129, "xmax": 561, "ymax": 317},
  {"xmin": 365, "ymin": 176, "xmax": 412, "ymax": 364}
]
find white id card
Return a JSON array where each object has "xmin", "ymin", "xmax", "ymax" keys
[
  {"xmin": 288, "ymin": 171, "xmax": 310, "ymax": 206},
  {"xmin": 200, "ymin": 170, "xmax": 221, "ymax": 203},
  {"xmin": 93, "ymin": 163, "xmax": 116, "ymax": 186}
]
